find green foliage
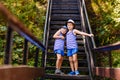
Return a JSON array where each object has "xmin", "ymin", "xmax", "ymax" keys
[
  {"xmin": 0, "ymin": 26, "xmax": 6, "ymax": 64},
  {"xmin": 112, "ymin": 50, "xmax": 120, "ymax": 67},
  {"xmin": 86, "ymin": 1, "xmax": 120, "ymax": 77},
  {"xmin": 0, "ymin": 0, "xmax": 47, "ymax": 65},
  {"xmin": 86, "ymin": 0, "xmax": 120, "ymax": 46}
]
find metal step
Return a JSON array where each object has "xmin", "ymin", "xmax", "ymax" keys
[
  {"xmin": 51, "ymin": 14, "xmax": 80, "ymax": 21},
  {"xmin": 52, "ymin": 9, "xmax": 79, "ymax": 14},
  {"xmin": 50, "ymin": 25, "xmax": 82, "ymax": 30},
  {"xmin": 48, "ymin": 46, "xmax": 85, "ymax": 51},
  {"xmin": 49, "ymin": 33, "xmax": 84, "ymax": 40},
  {"xmin": 53, "ymin": 0, "xmax": 77, "ymax": 3},
  {"xmin": 52, "ymin": 4, "xmax": 78, "ymax": 9},
  {"xmin": 51, "ymin": 10, "xmax": 79, "ymax": 14},
  {"xmin": 52, "ymin": 2, "xmax": 78, "ymax": 5},
  {"xmin": 50, "ymin": 21, "xmax": 81, "ymax": 25},
  {"xmin": 45, "ymin": 66, "xmax": 89, "ymax": 72},
  {"xmin": 45, "ymin": 74, "xmax": 90, "ymax": 80},
  {"xmin": 47, "ymin": 52, "xmax": 86, "ymax": 58},
  {"xmin": 48, "ymin": 40, "xmax": 84, "ymax": 46},
  {"xmin": 45, "ymin": 58, "xmax": 88, "ymax": 67},
  {"xmin": 52, "ymin": 7, "xmax": 79, "ymax": 10}
]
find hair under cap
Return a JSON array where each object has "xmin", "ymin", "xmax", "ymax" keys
[{"xmin": 61, "ymin": 26, "xmax": 67, "ymax": 29}]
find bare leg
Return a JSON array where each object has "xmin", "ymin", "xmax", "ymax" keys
[
  {"xmin": 73, "ymin": 54, "xmax": 78, "ymax": 71},
  {"xmin": 69, "ymin": 56, "xmax": 74, "ymax": 71},
  {"xmin": 56, "ymin": 54, "xmax": 63, "ymax": 69}
]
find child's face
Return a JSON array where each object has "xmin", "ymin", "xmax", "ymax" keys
[
  {"xmin": 61, "ymin": 28, "xmax": 67, "ymax": 34},
  {"xmin": 67, "ymin": 23, "xmax": 74, "ymax": 30}
]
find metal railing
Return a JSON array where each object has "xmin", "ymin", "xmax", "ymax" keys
[
  {"xmin": 0, "ymin": 2, "xmax": 45, "ymax": 80},
  {"xmin": 42, "ymin": 0, "xmax": 52, "ymax": 68},
  {"xmin": 79, "ymin": 0, "xmax": 96, "ymax": 79},
  {"xmin": 79, "ymin": 0, "xmax": 120, "ymax": 80},
  {"xmin": 94, "ymin": 42, "xmax": 120, "ymax": 80}
]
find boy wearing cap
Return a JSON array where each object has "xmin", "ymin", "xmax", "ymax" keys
[
  {"xmin": 66, "ymin": 19, "xmax": 94, "ymax": 75},
  {"xmin": 53, "ymin": 26, "xmax": 67, "ymax": 74}
]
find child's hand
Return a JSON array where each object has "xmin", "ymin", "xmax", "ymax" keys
[
  {"xmin": 89, "ymin": 34, "xmax": 94, "ymax": 37},
  {"xmin": 60, "ymin": 36, "xmax": 65, "ymax": 39}
]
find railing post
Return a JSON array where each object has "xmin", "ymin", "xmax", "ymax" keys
[
  {"xmin": 4, "ymin": 27, "xmax": 13, "ymax": 64},
  {"xmin": 23, "ymin": 39, "xmax": 28, "ymax": 65},
  {"xmin": 34, "ymin": 48, "xmax": 39, "ymax": 67},
  {"xmin": 108, "ymin": 51, "xmax": 112, "ymax": 67}
]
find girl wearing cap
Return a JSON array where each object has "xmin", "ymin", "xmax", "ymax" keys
[
  {"xmin": 53, "ymin": 26, "xmax": 67, "ymax": 74},
  {"xmin": 66, "ymin": 19, "xmax": 94, "ymax": 75}
]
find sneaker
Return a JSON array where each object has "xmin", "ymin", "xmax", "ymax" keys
[
  {"xmin": 75, "ymin": 70, "xmax": 80, "ymax": 75},
  {"xmin": 68, "ymin": 71, "xmax": 75, "ymax": 75},
  {"xmin": 55, "ymin": 69, "xmax": 64, "ymax": 75}
]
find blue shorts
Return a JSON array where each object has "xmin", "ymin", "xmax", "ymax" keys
[
  {"xmin": 67, "ymin": 48, "xmax": 78, "ymax": 56},
  {"xmin": 54, "ymin": 49, "xmax": 64, "ymax": 56}
]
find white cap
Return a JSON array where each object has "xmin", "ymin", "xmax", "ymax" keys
[{"xmin": 67, "ymin": 19, "xmax": 75, "ymax": 24}]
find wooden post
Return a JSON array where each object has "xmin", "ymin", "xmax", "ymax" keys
[
  {"xmin": 4, "ymin": 27, "xmax": 13, "ymax": 64},
  {"xmin": 34, "ymin": 48, "xmax": 39, "ymax": 67},
  {"xmin": 23, "ymin": 39, "xmax": 28, "ymax": 65},
  {"xmin": 108, "ymin": 51, "xmax": 112, "ymax": 67}
]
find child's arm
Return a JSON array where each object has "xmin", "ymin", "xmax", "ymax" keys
[
  {"xmin": 53, "ymin": 30, "xmax": 65, "ymax": 39},
  {"xmin": 73, "ymin": 29, "xmax": 94, "ymax": 37}
]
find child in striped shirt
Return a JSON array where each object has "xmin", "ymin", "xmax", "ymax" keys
[
  {"xmin": 66, "ymin": 19, "xmax": 94, "ymax": 75},
  {"xmin": 53, "ymin": 26, "xmax": 67, "ymax": 74}
]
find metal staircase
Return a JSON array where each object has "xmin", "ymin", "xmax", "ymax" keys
[{"xmin": 42, "ymin": 0, "xmax": 94, "ymax": 79}]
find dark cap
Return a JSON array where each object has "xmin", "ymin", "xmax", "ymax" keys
[{"xmin": 61, "ymin": 26, "xmax": 67, "ymax": 29}]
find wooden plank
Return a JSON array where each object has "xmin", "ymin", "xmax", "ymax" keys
[
  {"xmin": 0, "ymin": 65, "xmax": 44, "ymax": 80},
  {"xmin": 94, "ymin": 42, "xmax": 120, "ymax": 52},
  {"xmin": 94, "ymin": 67, "xmax": 120, "ymax": 80}
]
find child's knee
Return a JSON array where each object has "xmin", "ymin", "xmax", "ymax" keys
[
  {"xmin": 73, "ymin": 58, "xmax": 77, "ymax": 62},
  {"xmin": 69, "ymin": 57, "xmax": 73, "ymax": 62},
  {"xmin": 57, "ymin": 57, "xmax": 63, "ymax": 61}
]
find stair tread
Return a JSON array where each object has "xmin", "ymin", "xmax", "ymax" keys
[
  {"xmin": 52, "ymin": 9, "xmax": 79, "ymax": 13},
  {"xmin": 47, "ymin": 52, "xmax": 85, "ymax": 54},
  {"xmin": 45, "ymin": 74, "xmax": 90, "ymax": 79},
  {"xmin": 49, "ymin": 35, "xmax": 84, "ymax": 41},
  {"xmin": 50, "ymin": 21, "xmax": 81, "ymax": 25},
  {"xmin": 48, "ymin": 46, "xmax": 85, "ymax": 51},
  {"xmin": 53, "ymin": 3, "xmax": 78, "ymax": 5},
  {"xmin": 45, "ymin": 66, "xmax": 89, "ymax": 71},
  {"xmin": 52, "ymin": 8, "xmax": 78, "ymax": 11},
  {"xmin": 50, "ymin": 25, "xmax": 82, "ymax": 30},
  {"xmin": 52, "ymin": 4, "xmax": 78, "ymax": 8}
]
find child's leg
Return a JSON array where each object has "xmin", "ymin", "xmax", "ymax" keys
[
  {"xmin": 56, "ymin": 54, "xmax": 63, "ymax": 69},
  {"xmin": 69, "ymin": 56, "xmax": 74, "ymax": 71},
  {"xmin": 73, "ymin": 54, "xmax": 78, "ymax": 71},
  {"xmin": 73, "ymin": 53, "xmax": 80, "ymax": 75}
]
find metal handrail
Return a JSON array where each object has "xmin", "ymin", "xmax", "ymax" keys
[
  {"xmin": 0, "ymin": 3, "xmax": 45, "ymax": 51},
  {"xmin": 42, "ymin": 0, "xmax": 52, "ymax": 68},
  {"xmin": 82, "ymin": 0, "xmax": 96, "ymax": 48},
  {"xmin": 79, "ymin": 0, "xmax": 96, "ymax": 79},
  {"xmin": 94, "ymin": 42, "xmax": 120, "ymax": 52},
  {"xmin": 43, "ymin": 0, "xmax": 51, "ymax": 45},
  {"xmin": 94, "ymin": 42, "xmax": 120, "ymax": 80}
]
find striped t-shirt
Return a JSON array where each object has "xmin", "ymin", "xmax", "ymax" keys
[
  {"xmin": 54, "ymin": 32, "xmax": 65, "ymax": 51},
  {"xmin": 66, "ymin": 30, "xmax": 78, "ymax": 49}
]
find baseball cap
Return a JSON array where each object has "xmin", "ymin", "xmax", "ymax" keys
[{"xmin": 61, "ymin": 26, "xmax": 67, "ymax": 29}]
